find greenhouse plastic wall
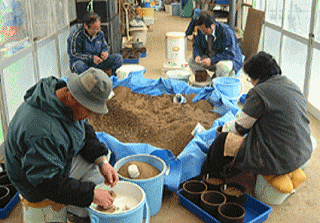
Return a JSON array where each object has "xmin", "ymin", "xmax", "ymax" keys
[{"xmin": 0, "ymin": 0, "xmax": 75, "ymax": 153}]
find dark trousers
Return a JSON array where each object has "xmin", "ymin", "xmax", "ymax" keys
[{"xmin": 201, "ymin": 132, "xmax": 241, "ymax": 178}]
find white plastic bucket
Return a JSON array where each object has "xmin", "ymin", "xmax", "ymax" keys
[
  {"xmin": 87, "ymin": 181, "xmax": 150, "ymax": 223},
  {"xmin": 116, "ymin": 65, "xmax": 146, "ymax": 79},
  {"xmin": 20, "ymin": 195, "xmax": 67, "ymax": 223},
  {"xmin": 165, "ymin": 32, "xmax": 187, "ymax": 66},
  {"xmin": 114, "ymin": 154, "xmax": 166, "ymax": 217},
  {"xmin": 166, "ymin": 70, "xmax": 191, "ymax": 83},
  {"xmin": 254, "ymin": 174, "xmax": 293, "ymax": 205}
]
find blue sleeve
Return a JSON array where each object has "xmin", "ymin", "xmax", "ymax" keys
[
  {"xmin": 192, "ymin": 31, "xmax": 206, "ymax": 59},
  {"xmin": 67, "ymin": 29, "xmax": 94, "ymax": 64},
  {"xmin": 100, "ymin": 31, "xmax": 109, "ymax": 54}
]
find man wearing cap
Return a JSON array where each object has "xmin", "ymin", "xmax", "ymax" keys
[
  {"xmin": 68, "ymin": 12, "xmax": 123, "ymax": 76},
  {"xmin": 5, "ymin": 67, "xmax": 118, "ymax": 223}
]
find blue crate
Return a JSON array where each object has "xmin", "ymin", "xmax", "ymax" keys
[
  {"xmin": 0, "ymin": 192, "xmax": 20, "ymax": 219},
  {"xmin": 123, "ymin": 58, "xmax": 140, "ymax": 64},
  {"xmin": 177, "ymin": 189, "xmax": 272, "ymax": 223},
  {"xmin": 140, "ymin": 50, "xmax": 147, "ymax": 58},
  {"xmin": 216, "ymin": 0, "xmax": 230, "ymax": 4}
]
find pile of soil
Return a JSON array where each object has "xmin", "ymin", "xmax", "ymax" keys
[
  {"xmin": 89, "ymin": 86, "xmax": 220, "ymax": 156},
  {"xmin": 121, "ymin": 48, "xmax": 147, "ymax": 59}
]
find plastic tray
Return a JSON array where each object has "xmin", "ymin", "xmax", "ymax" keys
[
  {"xmin": 177, "ymin": 189, "xmax": 272, "ymax": 223},
  {"xmin": 123, "ymin": 58, "xmax": 140, "ymax": 64},
  {"xmin": 0, "ymin": 192, "xmax": 20, "ymax": 219},
  {"xmin": 140, "ymin": 50, "xmax": 147, "ymax": 58}
]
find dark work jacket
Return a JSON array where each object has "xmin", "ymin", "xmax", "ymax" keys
[
  {"xmin": 193, "ymin": 22, "xmax": 243, "ymax": 73},
  {"xmin": 234, "ymin": 75, "xmax": 313, "ymax": 175},
  {"xmin": 5, "ymin": 77, "xmax": 109, "ymax": 207}
]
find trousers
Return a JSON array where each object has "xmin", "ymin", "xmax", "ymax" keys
[{"xmin": 71, "ymin": 54, "xmax": 123, "ymax": 75}]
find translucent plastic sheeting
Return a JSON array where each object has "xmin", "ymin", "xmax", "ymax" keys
[
  {"xmin": 38, "ymin": 39, "xmax": 59, "ymax": 79},
  {"xmin": 0, "ymin": 0, "xmax": 29, "ymax": 57},
  {"xmin": 2, "ymin": 52, "xmax": 35, "ymax": 121}
]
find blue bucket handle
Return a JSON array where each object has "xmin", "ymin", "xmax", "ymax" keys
[{"xmin": 143, "ymin": 200, "xmax": 150, "ymax": 223}]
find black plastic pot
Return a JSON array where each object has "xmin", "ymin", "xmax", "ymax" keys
[
  {"xmin": 200, "ymin": 190, "xmax": 226, "ymax": 217},
  {"xmin": 182, "ymin": 180, "xmax": 207, "ymax": 205},
  {"xmin": 220, "ymin": 182, "xmax": 246, "ymax": 205},
  {"xmin": 0, "ymin": 186, "xmax": 10, "ymax": 209},
  {"xmin": 0, "ymin": 174, "xmax": 17, "ymax": 199},
  {"xmin": 203, "ymin": 175, "xmax": 224, "ymax": 191},
  {"xmin": 217, "ymin": 202, "xmax": 246, "ymax": 223}
]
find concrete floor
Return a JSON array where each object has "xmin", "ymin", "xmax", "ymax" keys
[{"xmin": 1, "ymin": 10, "xmax": 320, "ymax": 223}]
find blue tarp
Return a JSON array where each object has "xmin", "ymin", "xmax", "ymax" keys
[{"xmin": 93, "ymin": 69, "xmax": 242, "ymax": 191}]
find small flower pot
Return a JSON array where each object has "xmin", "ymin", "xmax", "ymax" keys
[
  {"xmin": 182, "ymin": 180, "xmax": 207, "ymax": 205},
  {"xmin": 0, "ymin": 174, "xmax": 17, "ymax": 199},
  {"xmin": 195, "ymin": 70, "xmax": 209, "ymax": 82},
  {"xmin": 0, "ymin": 186, "xmax": 10, "ymax": 209},
  {"xmin": 217, "ymin": 202, "xmax": 246, "ymax": 223},
  {"xmin": 203, "ymin": 174, "xmax": 224, "ymax": 191},
  {"xmin": 200, "ymin": 190, "xmax": 226, "ymax": 217},
  {"xmin": 220, "ymin": 183, "xmax": 246, "ymax": 205}
]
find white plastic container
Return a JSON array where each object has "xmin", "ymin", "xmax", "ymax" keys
[
  {"xmin": 165, "ymin": 32, "xmax": 187, "ymax": 66},
  {"xmin": 166, "ymin": 70, "xmax": 191, "ymax": 83},
  {"xmin": 130, "ymin": 26, "xmax": 148, "ymax": 46},
  {"xmin": 254, "ymin": 174, "xmax": 294, "ymax": 205}
]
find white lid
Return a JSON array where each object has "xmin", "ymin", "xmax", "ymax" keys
[
  {"xmin": 128, "ymin": 164, "xmax": 140, "ymax": 179},
  {"xmin": 166, "ymin": 32, "xmax": 186, "ymax": 38}
]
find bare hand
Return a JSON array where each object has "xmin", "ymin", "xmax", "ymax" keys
[
  {"xmin": 101, "ymin": 52, "xmax": 109, "ymax": 60},
  {"xmin": 200, "ymin": 58, "xmax": 211, "ymax": 67},
  {"xmin": 100, "ymin": 162, "xmax": 119, "ymax": 187},
  {"xmin": 93, "ymin": 188, "xmax": 115, "ymax": 209},
  {"xmin": 94, "ymin": 56, "xmax": 103, "ymax": 65},
  {"xmin": 195, "ymin": 56, "xmax": 201, "ymax": 64}
]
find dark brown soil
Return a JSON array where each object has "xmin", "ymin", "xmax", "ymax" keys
[
  {"xmin": 121, "ymin": 47, "xmax": 146, "ymax": 59},
  {"xmin": 88, "ymin": 86, "xmax": 220, "ymax": 156},
  {"xmin": 205, "ymin": 177, "xmax": 223, "ymax": 185}
]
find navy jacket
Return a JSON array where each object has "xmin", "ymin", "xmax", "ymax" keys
[
  {"xmin": 67, "ymin": 25, "xmax": 109, "ymax": 69},
  {"xmin": 193, "ymin": 22, "xmax": 243, "ymax": 73}
]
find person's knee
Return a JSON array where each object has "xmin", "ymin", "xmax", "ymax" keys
[
  {"xmin": 215, "ymin": 60, "xmax": 233, "ymax": 77},
  {"xmin": 114, "ymin": 54, "xmax": 123, "ymax": 68},
  {"xmin": 72, "ymin": 61, "xmax": 89, "ymax": 74}
]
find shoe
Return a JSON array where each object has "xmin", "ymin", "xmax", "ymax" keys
[{"xmin": 67, "ymin": 212, "xmax": 91, "ymax": 223}]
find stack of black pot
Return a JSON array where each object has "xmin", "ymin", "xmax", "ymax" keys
[
  {"xmin": 0, "ymin": 163, "xmax": 17, "ymax": 209},
  {"xmin": 182, "ymin": 174, "xmax": 246, "ymax": 223}
]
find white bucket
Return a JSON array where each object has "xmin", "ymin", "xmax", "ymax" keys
[
  {"xmin": 165, "ymin": 32, "xmax": 187, "ymax": 66},
  {"xmin": 166, "ymin": 70, "xmax": 191, "ymax": 83},
  {"xmin": 254, "ymin": 174, "xmax": 294, "ymax": 205},
  {"xmin": 116, "ymin": 65, "xmax": 146, "ymax": 79},
  {"xmin": 130, "ymin": 26, "xmax": 148, "ymax": 46},
  {"xmin": 20, "ymin": 195, "xmax": 67, "ymax": 223},
  {"xmin": 87, "ymin": 181, "xmax": 150, "ymax": 223}
]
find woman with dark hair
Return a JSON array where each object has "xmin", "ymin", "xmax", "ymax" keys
[{"xmin": 201, "ymin": 51, "xmax": 313, "ymax": 178}]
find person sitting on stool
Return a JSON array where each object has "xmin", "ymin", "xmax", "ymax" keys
[
  {"xmin": 188, "ymin": 11, "xmax": 243, "ymax": 79},
  {"xmin": 67, "ymin": 12, "xmax": 123, "ymax": 76}
]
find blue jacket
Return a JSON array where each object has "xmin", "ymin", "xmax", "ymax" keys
[
  {"xmin": 5, "ymin": 77, "xmax": 108, "ymax": 206},
  {"xmin": 193, "ymin": 22, "xmax": 243, "ymax": 73},
  {"xmin": 67, "ymin": 25, "xmax": 109, "ymax": 69}
]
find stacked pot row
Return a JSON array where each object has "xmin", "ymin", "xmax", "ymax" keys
[
  {"xmin": 0, "ymin": 171, "xmax": 17, "ymax": 209},
  {"xmin": 182, "ymin": 177, "xmax": 246, "ymax": 223}
]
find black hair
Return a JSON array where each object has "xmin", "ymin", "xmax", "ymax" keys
[
  {"xmin": 194, "ymin": 11, "xmax": 216, "ymax": 28},
  {"xmin": 83, "ymin": 12, "xmax": 101, "ymax": 28},
  {"xmin": 243, "ymin": 51, "xmax": 282, "ymax": 81}
]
